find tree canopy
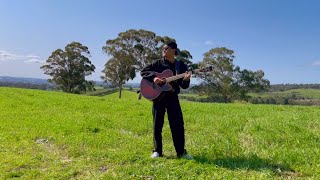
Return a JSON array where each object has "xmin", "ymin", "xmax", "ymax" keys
[
  {"xmin": 101, "ymin": 57, "xmax": 135, "ymax": 98},
  {"xmin": 40, "ymin": 42, "xmax": 95, "ymax": 94},
  {"xmin": 38, "ymin": 29, "xmax": 271, "ymax": 103},
  {"xmin": 194, "ymin": 47, "xmax": 270, "ymax": 102},
  {"xmin": 101, "ymin": 29, "xmax": 193, "ymax": 98}
]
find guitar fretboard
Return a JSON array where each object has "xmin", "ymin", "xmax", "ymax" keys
[{"xmin": 165, "ymin": 73, "xmax": 186, "ymax": 83}]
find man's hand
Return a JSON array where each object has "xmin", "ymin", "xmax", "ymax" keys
[
  {"xmin": 154, "ymin": 77, "xmax": 166, "ymax": 85},
  {"xmin": 183, "ymin": 71, "xmax": 191, "ymax": 81}
]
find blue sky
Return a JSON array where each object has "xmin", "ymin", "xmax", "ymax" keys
[{"xmin": 0, "ymin": 0, "xmax": 320, "ymax": 84}]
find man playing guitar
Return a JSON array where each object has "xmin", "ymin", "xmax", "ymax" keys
[{"xmin": 140, "ymin": 41, "xmax": 192, "ymax": 159}]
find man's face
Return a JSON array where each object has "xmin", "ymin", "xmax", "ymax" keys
[{"xmin": 162, "ymin": 45, "xmax": 175, "ymax": 58}]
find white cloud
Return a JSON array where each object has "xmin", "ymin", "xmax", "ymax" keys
[
  {"xmin": 0, "ymin": 49, "xmax": 42, "ymax": 64},
  {"xmin": 205, "ymin": 40, "xmax": 214, "ymax": 45},
  {"xmin": 26, "ymin": 55, "xmax": 40, "ymax": 59},
  {"xmin": 24, "ymin": 59, "xmax": 45, "ymax": 64},
  {"xmin": 0, "ymin": 50, "xmax": 21, "ymax": 61}
]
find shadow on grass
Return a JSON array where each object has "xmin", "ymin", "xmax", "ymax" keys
[{"xmin": 193, "ymin": 154, "xmax": 302, "ymax": 177}]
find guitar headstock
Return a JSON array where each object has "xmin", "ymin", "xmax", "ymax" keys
[{"xmin": 188, "ymin": 66, "xmax": 213, "ymax": 74}]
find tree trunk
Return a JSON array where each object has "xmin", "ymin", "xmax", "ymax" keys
[
  {"xmin": 118, "ymin": 86, "xmax": 122, "ymax": 98},
  {"xmin": 223, "ymin": 93, "xmax": 229, "ymax": 103},
  {"xmin": 224, "ymin": 96, "xmax": 228, "ymax": 103}
]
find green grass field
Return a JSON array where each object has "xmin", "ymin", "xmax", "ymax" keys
[{"xmin": 1, "ymin": 87, "xmax": 320, "ymax": 179}]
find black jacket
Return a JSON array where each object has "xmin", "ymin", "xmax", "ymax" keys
[{"xmin": 140, "ymin": 58, "xmax": 190, "ymax": 94}]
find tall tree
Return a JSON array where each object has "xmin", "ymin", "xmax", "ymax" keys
[
  {"xmin": 41, "ymin": 42, "xmax": 95, "ymax": 93},
  {"xmin": 194, "ymin": 47, "xmax": 269, "ymax": 102},
  {"xmin": 176, "ymin": 50, "xmax": 193, "ymax": 67},
  {"xmin": 195, "ymin": 47, "xmax": 236, "ymax": 102},
  {"xmin": 101, "ymin": 57, "xmax": 135, "ymax": 98},
  {"xmin": 129, "ymin": 29, "xmax": 164, "ymax": 70},
  {"xmin": 233, "ymin": 69, "xmax": 270, "ymax": 100},
  {"xmin": 102, "ymin": 29, "xmax": 193, "ymax": 98},
  {"xmin": 102, "ymin": 29, "xmax": 142, "ymax": 98}
]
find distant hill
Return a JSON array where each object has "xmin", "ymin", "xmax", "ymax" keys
[
  {"xmin": 0, "ymin": 76, "xmax": 50, "ymax": 85},
  {"xmin": 0, "ymin": 76, "xmax": 137, "ymax": 87}
]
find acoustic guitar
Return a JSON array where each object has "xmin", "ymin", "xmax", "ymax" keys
[{"xmin": 140, "ymin": 69, "xmax": 191, "ymax": 101}]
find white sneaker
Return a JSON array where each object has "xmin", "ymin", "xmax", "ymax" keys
[
  {"xmin": 180, "ymin": 153, "xmax": 193, "ymax": 160},
  {"xmin": 151, "ymin": 152, "xmax": 160, "ymax": 159}
]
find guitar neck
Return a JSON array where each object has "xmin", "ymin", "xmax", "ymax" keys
[{"xmin": 165, "ymin": 73, "xmax": 186, "ymax": 83}]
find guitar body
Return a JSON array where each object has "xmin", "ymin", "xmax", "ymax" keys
[{"xmin": 140, "ymin": 69, "xmax": 174, "ymax": 101}]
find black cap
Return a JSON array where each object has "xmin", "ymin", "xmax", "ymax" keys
[
  {"xmin": 166, "ymin": 41, "xmax": 178, "ymax": 55},
  {"xmin": 166, "ymin": 41, "xmax": 177, "ymax": 49}
]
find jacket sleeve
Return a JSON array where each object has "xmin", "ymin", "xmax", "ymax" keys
[
  {"xmin": 179, "ymin": 62, "xmax": 190, "ymax": 89},
  {"xmin": 140, "ymin": 61, "xmax": 157, "ymax": 82}
]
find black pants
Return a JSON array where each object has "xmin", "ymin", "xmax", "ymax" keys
[{"xmin": 152, "ymin": 93, "xmax": 186, "ymax": 156}]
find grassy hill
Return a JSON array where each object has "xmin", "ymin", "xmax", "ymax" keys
[
  {"xmin": 1, "ymin": 87, "xmax": 320, "ymax": 179},
  {"xmin": 251, "ymin": 89, "xmax": 320, "ymax": 99},
  {"xmin": 248, "ymin": 89, "xmax": 320, "ymax": 106}
]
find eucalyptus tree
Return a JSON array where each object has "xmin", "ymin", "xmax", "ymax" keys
[
  {"xmin": 101, "ymin": 29, "xmax": 149, "ymax": 98},
  {"xmin": 41, "ymin": 42, "xmax": 95, "ymax": 93},
  {"xmin": 194, "ymin": 47, "xmax": 269, "ymax": 102},
  {"xmin": 102, "ymin": 29, "xmax": 193, "ymax": 98},
  {"xmin": 101, "ymin": 57, "xmax": 135, "ymax": 98},
  {"xmin": 234, "ymin": 69, "xmax": 270, "ymax": 100},
  {"xmin": 176, "ymin": 50, "xmax": 193, "ymax": 68},
  {"xmin": 195, "ymin": 47, "xmax": 236, "ymax": 102}
]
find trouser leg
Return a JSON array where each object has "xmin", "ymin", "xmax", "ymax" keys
[
  {"xmin": 167, "ymin": 96, "xmax": 185, "ymax": 156},
  {"xmin": 152, "ymin": 102, "xmax": 165, "ymax": 155}
]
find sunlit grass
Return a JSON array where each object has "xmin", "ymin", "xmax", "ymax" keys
[{"xmin": 1, "ymin": 87, "xmax": 319, "ymax": 179}]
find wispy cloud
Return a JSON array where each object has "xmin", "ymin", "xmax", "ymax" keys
[
  {"xmin": 205, "ymin": 40, "xmax": 214, "ymax": 46},
  {"xmin": 311, "ymin": 61, "xmax": 320, "ymax": 67},
  {"xmin": 0, "ymin": 50, "xmax": 43, "ymax": 64},
  {"xmin": 24, "ymin": 59, "xmax": 45, "ymax": 64},
  {"xmin": 0, "ymin": 50, "xmax": 22, "ymax": 61},
  {"xmin": 24, "ymin": 54, "xmax": 44, "ymax": 64},
  {"xmin": 26, "ymin": 55, "xmax": 41, "ymax": 59}
]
